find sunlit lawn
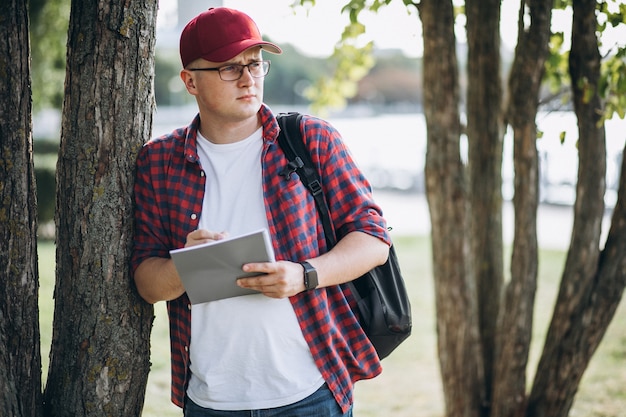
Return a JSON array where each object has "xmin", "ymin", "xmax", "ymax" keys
[{"xmin": 38, "ymin": 234, "xmax": 626, "ymax": 417}]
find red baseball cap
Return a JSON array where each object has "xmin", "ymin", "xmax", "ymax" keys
[{"xmin": 179, "ymin": 7, "xmax": 282, "ymax": 67}]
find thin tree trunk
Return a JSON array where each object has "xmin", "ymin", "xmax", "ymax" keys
[
  {"xmin": 493, "ymin": 1, "xmax": 552, "ymax": 416},
  {"xmin": 0, "ymin": 0, "xmax": 43, "ymax": 416},
  {"xmin": 465, "ymin": 1, "xmax": 504, "ymax": 413},
  {"xmin": 43, "ymin": 1, "xmax": 156, "ymax": 415},
  {"xmin": 527, "ymin": 0, "xmax": 625, "ymax": 415},
  {"xmin": 418, "ymin": 1, "xmax": 484, "ymax": 416}
]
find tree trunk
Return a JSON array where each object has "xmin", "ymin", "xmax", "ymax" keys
[
  {"xmin": 418, "ymin": 1, "xmax": 484, "ymax": 416},
  {"xmin": 0, "ymin": 1, "xmax": 43, "ymax": 416},
  {"xmin": 527, "ymin": 0, "xmax": 626, "ymax": 415},
  {"xmin": 465, "ymin": 1, "xmax": 504, "ymax": 413},
  {"xmin": 43, "ymin": 1, "xmax": 156, "ymax": 416},
  {"xmin": 490, "ymin": 1, "xmax": 552, "ymax": 416}
]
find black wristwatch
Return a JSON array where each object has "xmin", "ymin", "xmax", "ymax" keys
[{"xmin": 300, "ymin": 261, "xmax": 318, "ymax": 290}]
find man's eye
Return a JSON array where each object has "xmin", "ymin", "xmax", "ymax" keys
[
  {"xmin": 249, "ymin": 62, "xmax": 261, "ymax": 69},
  {"xmin": 220, "ymin": 65, "xmax": 239, "ymax": 73}
]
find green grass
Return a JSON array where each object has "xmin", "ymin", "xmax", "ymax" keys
[{"xmin": 37, "ymin": 236, "xmax": 626, "ymax": 416}]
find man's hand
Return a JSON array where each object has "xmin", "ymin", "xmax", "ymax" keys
[
  {"xmin": 237, "ymin": 231, "xmax": 389, "ymax": 300},
  {"xmin": 237, "ymin": 261, "xmax": 306, "ymax": 298},
  {"xmin": 185, "ymin": 229, "xmax": 228, "ymax": 247},
  {"xmin": 134, "ymin": 229, "xmax": 230, "ymax": 304}
]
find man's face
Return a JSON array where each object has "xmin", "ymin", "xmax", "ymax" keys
[{"xmin": 181, "ymin": 47, "xmax": 265, "ymax": 123}]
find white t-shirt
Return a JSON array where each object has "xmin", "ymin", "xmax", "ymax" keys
[{"xmin": 187, "ymin": 128, "xmax": 324, "ymax": 410}]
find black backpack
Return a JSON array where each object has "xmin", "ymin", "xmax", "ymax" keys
[{"xmin": 276, "ymin": 112, "xmax": 412, "ymax": 359}]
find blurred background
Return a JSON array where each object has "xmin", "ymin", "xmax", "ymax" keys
[{"xmin": 31, "ymin": 0, "xmax": 626, "ymax": 238}]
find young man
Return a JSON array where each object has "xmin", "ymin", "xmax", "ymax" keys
[{"xmin": 131, "ymin": 7, "xmax": 390, "ymax": 416}]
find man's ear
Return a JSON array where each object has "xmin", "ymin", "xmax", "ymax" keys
[{"xmin": 180, "ymin": 69, "xmax": 198, "ymax": 95}]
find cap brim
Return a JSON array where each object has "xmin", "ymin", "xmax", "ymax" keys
[
  {"xmin": 203, "ymin": 40, "xmax": 282, "ymax": 63},
  {"xmin": 258, "ymin": 43, "xmax": 282, "ymax": 55}
]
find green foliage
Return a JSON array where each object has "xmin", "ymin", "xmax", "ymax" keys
[
  {"xmin": 598, "ymin": 0, "xmax": 626, "ymax": 29},
  {"xmin": 542, "ymin": 0, "xmax": 626, "ymax": 121},
  {"xmin": 263, "ymin": 42, "xmax": 330, "ymax": 106},
  {"xmin": 599, "ymin": 54, "xmax": 626, "ymax": 120},
  {"xmin": 295, "ymin": 0, "xmax": 626, "ymax": 124},
  {"xmin": 304, "ymin": 42, "xmax": 375, "ymax": 114},
  {"xmin": 33, "ymin": 141, "xmax": 59, "ymax": 224},
  {"xmin": 553, "ymin": 0, "xmax": 570, "ymax": 10},
  {"xmin": 35, "ymin": 165, "xmax": 56, "ymax": 223},
  {"xmin": 341, "ymin": 0, "xmax": 394, "ymax": 21},
  {"xmin": 544, "ymin": 31, "xmax": 570, "ymax": 96},
  {"xmin": 154, "ymin": 50, "xmax": 184, "ymax": 106},
  {"xmin": 30, "ymin": 0, "xmax": 70, "ymax": 111},
  {"xmin": 597, "ymin": 1, "xmax": 626, "ymax": 121},
  {"xmin": 295, "ymin": 0, "xmax": 394, "ymax": 114}
]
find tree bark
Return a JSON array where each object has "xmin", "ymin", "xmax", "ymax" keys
[
  {"xmin": 418, "ymin": 1, "xmax": 484, "ymax": 416},
  {"xmin": 465, "ymin": 1, "xmax": 504, "ymax": 413},
  {"xmin": 0, "ymin": 1, "xmax": 43, "ymax": 416},
  {"xmin": 42, "ymin": 1, "xmax": 156, "ymax": 416},
  {"xmin": 527, "ymin": 0, "xmax": 625, "ymax": 415}
]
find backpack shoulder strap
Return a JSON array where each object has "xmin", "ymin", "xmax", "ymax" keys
[{"xmin": 276, "ymin": 112, "xmax": 336, "ymax": 248}]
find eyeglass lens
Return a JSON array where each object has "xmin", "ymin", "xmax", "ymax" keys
[{"xmin": 220, "ymin": 61, "xmax": 270, "ymax": 81}]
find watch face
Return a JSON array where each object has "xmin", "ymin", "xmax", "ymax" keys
[
  {"xmin": 307, "ymin": 271, "xmax": 318, "ymax": 290},
  {"xmin": 302, "ymin": 262, "xmax": 318, "ymax": 290}
]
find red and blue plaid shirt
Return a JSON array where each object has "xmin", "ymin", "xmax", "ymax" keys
[{"xmin": 131, "ymin": 104, "xmax": 391, "ymax": 413}]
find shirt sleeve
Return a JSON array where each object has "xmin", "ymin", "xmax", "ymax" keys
[
  {"xmin": 301, "ymin": 116, "xmax": 391, "ymax": 246},
  {"xmin": 130, "ymin": 143, "xmax": 171, "ymax": 275}
]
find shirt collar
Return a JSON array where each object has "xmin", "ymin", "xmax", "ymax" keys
[
  {"xmin": 183, "ymin": 114, "xmax": 202, "ymax": 163},
  {"xmin": 259, "ymin": 104, "xmax": 280, "ymax": 144},
  {"xmin": 184, "ymin": 104, "xmax": 280, "ymax": 162}
]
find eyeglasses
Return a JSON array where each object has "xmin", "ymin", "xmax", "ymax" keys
[{"xmin": 188, "ymin": 60, "xmax": 271, "ymax": 81}]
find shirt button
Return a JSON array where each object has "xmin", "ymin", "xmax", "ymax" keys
[
  {"xmin": 184, "ymin": 346, "xmax": 188, "ymax": 352},
  {"xmin": 191, "ymin": 214, "xmax": 197, "ymax": 220},
  {"xmin": 200, "ymin": 171, "xmax": 205, "ymax": 177}
]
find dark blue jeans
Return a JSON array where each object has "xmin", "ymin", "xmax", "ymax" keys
[{"xmin": 183, "ymin": 384, "xmax": 352, "ymax": 417}]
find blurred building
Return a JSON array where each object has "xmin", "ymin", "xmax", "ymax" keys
[
  {"xmin": 177, "ymin": 0, "xmax": 223, "ymax": 30},
  {"xmin": 157, "ymin": 0, "xmax": 223, "ymax": 49}
]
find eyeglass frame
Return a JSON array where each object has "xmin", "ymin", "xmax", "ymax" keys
[{"xmin": 187, "ymin": 60, "xmax": 271, "ymax": 81}]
